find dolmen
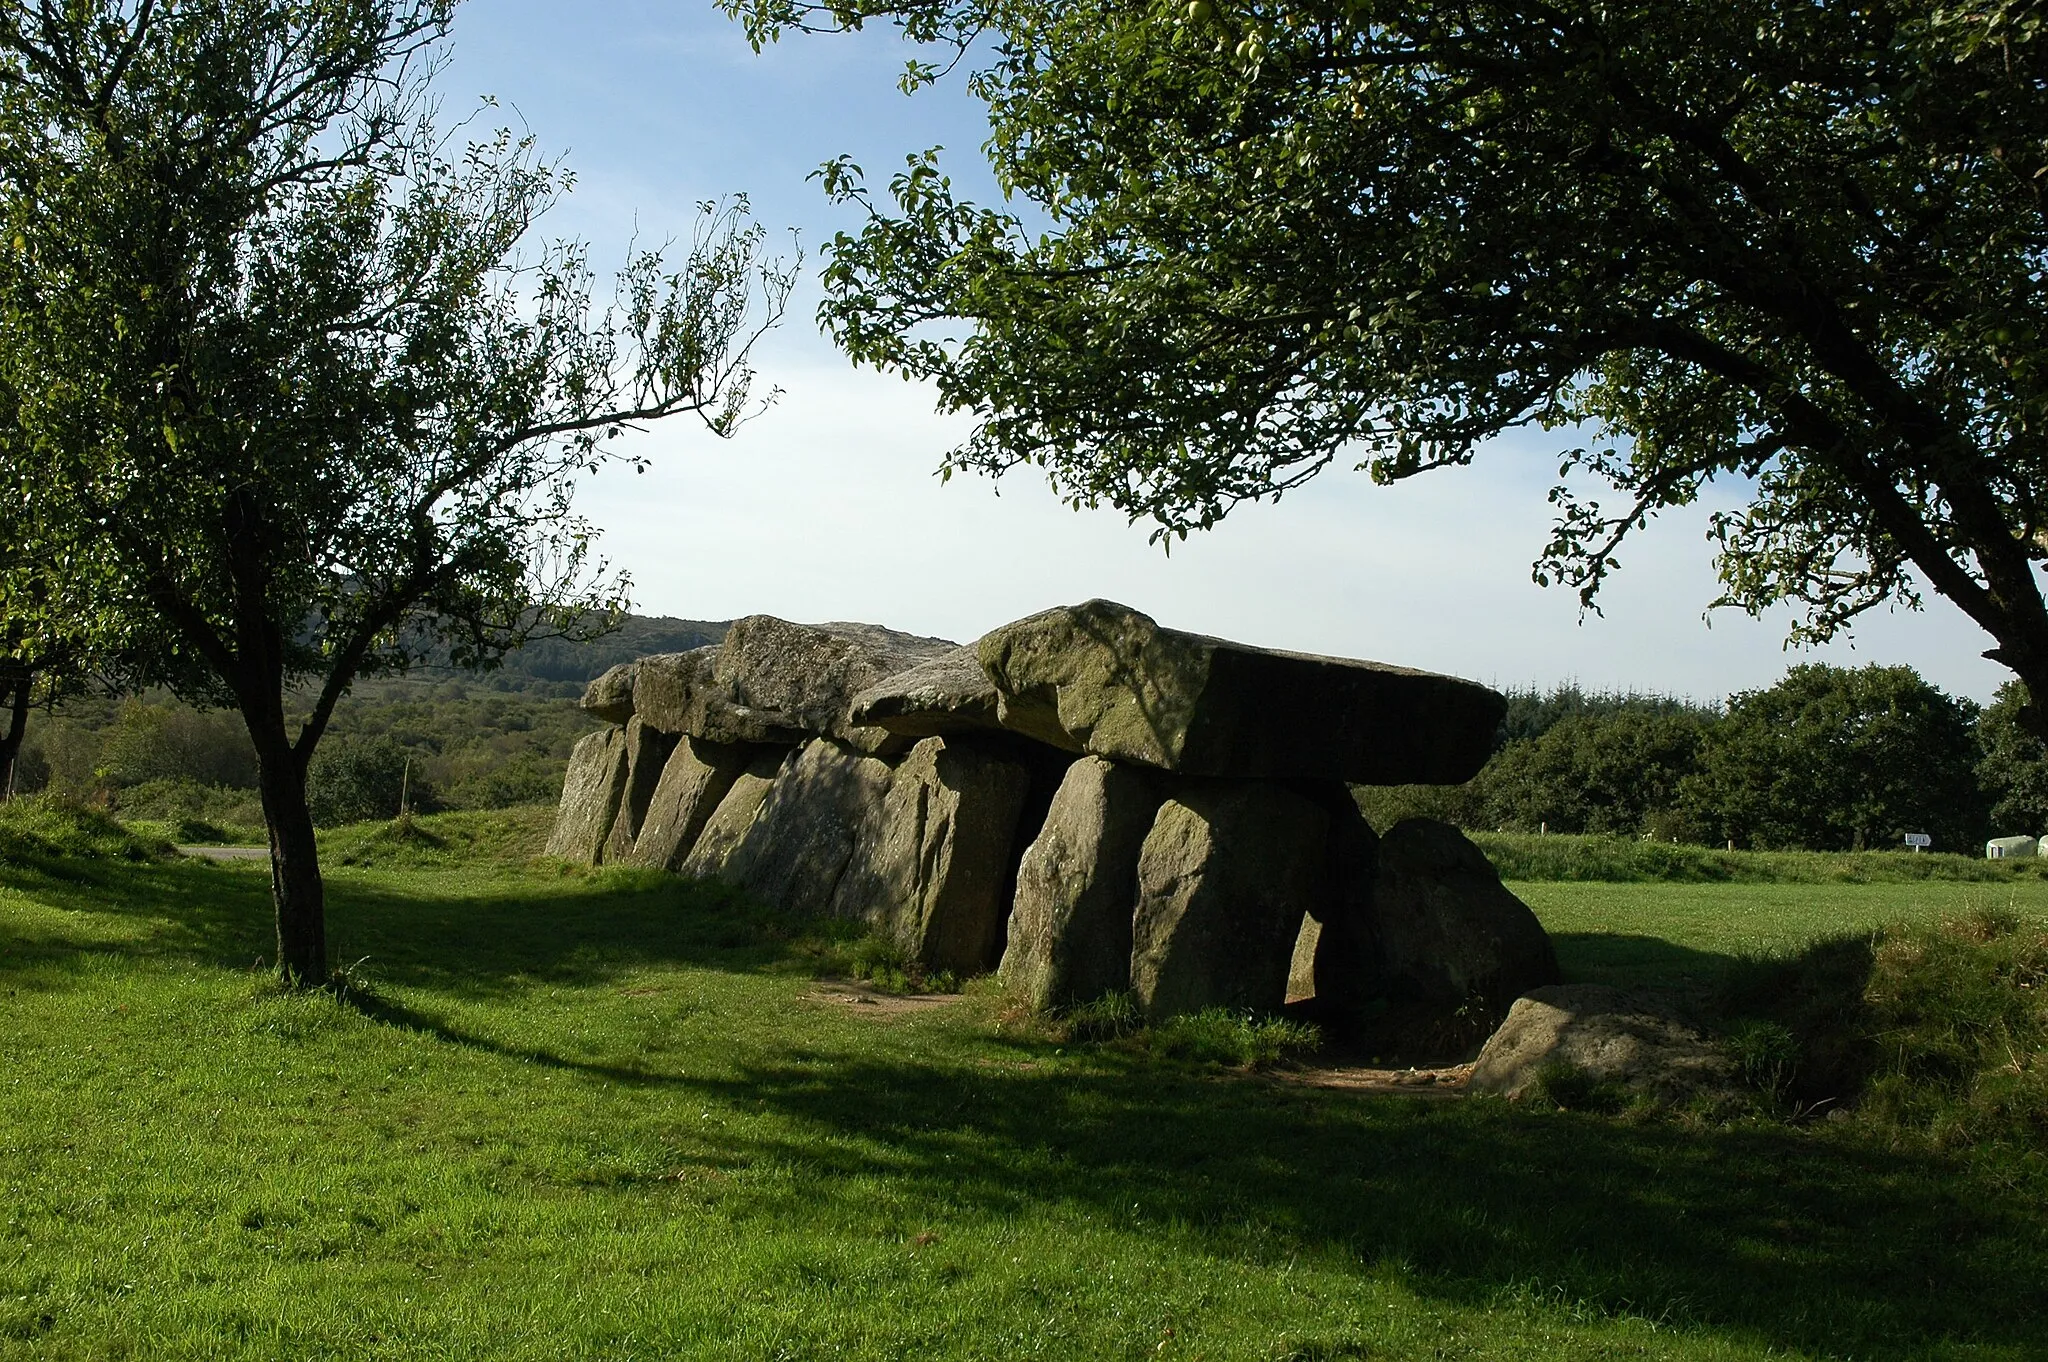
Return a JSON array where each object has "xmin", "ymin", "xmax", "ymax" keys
[{"xmin": 545, "ymin": 600, "xmax": 1560, "ymax": 1025}]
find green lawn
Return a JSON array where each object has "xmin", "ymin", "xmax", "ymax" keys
[
  {"xmin": 1516, "ymin": 878, "xmax": 2048, "ymax": 987},
  {"xmin": 2, "ymin": 824, "xmax": 2045, "ymax": 1360}
]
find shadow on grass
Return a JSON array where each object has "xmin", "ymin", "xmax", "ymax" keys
[
  {"xmin": 0, "ymin": 854, "xmax": 803, "ymax": 997},
  {"xmin": 667, "ymin": 1052, "xmax": 2044, "ymax": 1361},
  {"xmin": 1550, "ymin": 931, "xmax": 1740, "ymax": 989}
]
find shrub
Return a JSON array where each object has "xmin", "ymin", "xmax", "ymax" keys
[{"xmin": 307, "ymin": 738, "xmax": 429, "ymax": 827}]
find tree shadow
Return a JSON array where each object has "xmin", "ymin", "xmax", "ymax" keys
[
  {"xmin": 1550, "ymin": 931, "xmax": 1741, "ymax": 989},
  {"xmin": 0, "ymin": 854, "xmax": 807, "ymax": 997},
  {"xmin": 658, "ymin": 1050, "xmax": 2044, "ymax": 1361}
]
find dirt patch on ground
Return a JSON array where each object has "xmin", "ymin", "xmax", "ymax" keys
[
  {"xmin": 1274, "ymin": 1061, "xmax": 1474, "ymax": 1097},
  {"xmin": 802, "ymin": 980, "xmax": 962, "ymax": 1017}
]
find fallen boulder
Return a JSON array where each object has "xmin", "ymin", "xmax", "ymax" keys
[
  {"xmin": 544, "ymin": 727, "xmax": 631, "ymax": 864},
  {"xmin": 833, "ymin": 736, "xmax": 1032, "ymax": 975},
  {"xmin": 1000, "ymin": 756, "xmax": 1161, "ymax": 1009},
  {"xmin": 1469, "ymin": 985, "xmax": 1740, "ymax": 1105},
  {"xmin": 1131, "ymin": 780, "xmax": 1329, "ymax": 1020},
  {"xmin": 1372, "ymin": 818, "xmax": 1561, "ymax": 1010},
  {"xmin": 976, "ymin": 600, "xmax": 1504, "ymax": 784}
]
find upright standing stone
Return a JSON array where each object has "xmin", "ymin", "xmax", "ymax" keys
[
  {"xmin": 977, "ymin": 599, "xmax": 1504, "ymax": 783},
  {"xmin": 833, "ymin": 736, "xmax": 1032, "ymax": 975},
  {"xmin": 1000, "ymin": 756, "xmax": 1161, "ymax": 1009},
  {"xmin": 718, "ymin": 738, "xmax": 896, "ymax": 917},
  {"xmin": 628, "ymin": 734, "xmax": 751, "ymax": 871},
  {"xmin": 677, "ymin": 748, "xmax": 793, "ymax": 879},
  {"xmin": 545, "ymin": 727, "xmax": 631, "ymax": 864},
  {"xmin": 604, "ymin": 718, "xmax": 680, "ymax": 863},
  {"xmin": 1130, "ymin": 781, "xmax": 1330, "ymax": 1020},
  {"xmin": 1372, "ymin": 818, "xmax": 1560, "ymax": 1010}
]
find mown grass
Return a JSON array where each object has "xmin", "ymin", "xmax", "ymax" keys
[
  {"xmin": 1474, "ymin": 831, "xmax": 2045, "ymax": 884},
  {"xmin": 0, "ymin": 807, "xmax": 2044, "ymax": 1358}
]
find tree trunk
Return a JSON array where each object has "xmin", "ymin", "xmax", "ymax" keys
[
  {"xmin": 0, "ymin": 669, "xmax": 29, "ymax": 799},
  {"xmin": 247, "ymin": 708, "xmax": 327, "ymax": 987}
]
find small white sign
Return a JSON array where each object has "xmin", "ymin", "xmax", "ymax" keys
[{"xmin": 1905, "ymin": 832, "xmax": 1933, "ymax": 849}]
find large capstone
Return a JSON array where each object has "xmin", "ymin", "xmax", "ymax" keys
[
  {"xmin": 833, "ymin": 736, "xmax": 1032, "ymax": 976},
  {"xmin": 999, "ymin": 756, "xmax": 1160, "ymax": 1010},
  {"xmin": 677, "ymin": 748, "xmax": 792, "ymax": 879},
  {"xmin": 1372, "ymin": 818, "xmax": 1561, "ymax": 1010},
  {"xmin": 1130, "ymin": 781, "xmax": 1330, "ymax": 1020},
  {"xmin": 977, "ymin": 599, "xmax": 1503, "ymax": 783},
  {"xmin": 716, "ymin": 738, "xmax": 896, "ymax": 918},
  {"xmin": 604, "ymin": 718, "xmax": 680, "ymax": 863},
  {"xmin": 627, "ymin": 734, "xmax": 751, "ymax": 871},
  {"xmin": 580, "ymin": 662, "xmax": 638, "ymax": 724},
  {"xmin": 631, "ymin": 618, "xmax": 956, "ymax": 752},
  {"xmin": 544, "ymin": 727, "xmax": 631, "ymax": 864},
  {"xmin": 847, "ymin": 644, "xmax": 1004, "ymax": 739}
]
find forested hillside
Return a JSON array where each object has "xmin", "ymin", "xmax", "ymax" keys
[
  {"xmin": 11, "ymin": 623, "xmax": 2046, "ymax": 856},
  {"xmin": 6, "ymin": 617, "xmax": 728, "ymax": 833}
]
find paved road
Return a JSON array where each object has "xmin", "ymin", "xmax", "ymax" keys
[{"xmin": 176, "ymin": 845, "xmax": 269, "ymax": 862}]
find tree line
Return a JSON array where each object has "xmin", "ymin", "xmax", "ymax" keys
[{"xmin": 1360, "ymin": 663, "xmax": 2044, "ymax": 856}]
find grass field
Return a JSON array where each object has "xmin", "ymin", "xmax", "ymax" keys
[{"xmin": 2, "ymin": 809, "xmax": 2045, "ymax": 1360}]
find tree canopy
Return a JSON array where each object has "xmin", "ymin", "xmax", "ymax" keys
[
  {"xmin": 730, "ymin": 0, "xmax": 2048, "ymax": 715},
  {"xmin": 0, "ymin": 0, "xmax": 793, "ymax": 982}
]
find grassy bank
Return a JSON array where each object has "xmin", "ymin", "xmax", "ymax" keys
[
  {"xmin": 1473, "ymin": 831, "xmax": 2041, "ymax": 884},
  {"xmin": 1, "ymin": 808, "xmax": 2045, "ymax": 1358}
]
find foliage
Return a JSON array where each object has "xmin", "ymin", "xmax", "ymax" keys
[
  {"xmin": 93, "ymin": 700, "xmax": 258, "ymax": 790},
  {"xmin": 728, "ymin": 0, "xmax": 2048, "ymax": 723},
  {"xmin": 1977, "ymin": 680, "xmax": 2048, "ymax": 835},
  {"xmin": 1684, "ymin": 664, "xmax": 1985, "ymax": 851},
  {"xmin": 1480, "ymin": 709, "xmax": 1713, "ymax": 838},
  {"xmin": 306, "ymin": 736, "xmax": 418, "ymax": 828},
  {"xmin": 0, "ymin": 1, "xmax": 792, "ymax": 982}
]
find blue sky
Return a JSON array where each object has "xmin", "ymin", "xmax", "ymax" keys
[{"xmin": 441, "ymin": 0, "xmax": 2009, "ymax": 703}]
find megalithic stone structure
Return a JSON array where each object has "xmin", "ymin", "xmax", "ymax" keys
[{"xmin": 546, "ymin": 602, "xmax": 1557, "ymax": 1026}]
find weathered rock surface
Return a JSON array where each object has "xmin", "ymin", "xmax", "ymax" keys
[
  {"xmin": 833, "ymin": 736, "xmax": 1032, "ymax": 975},
  {"xmin": 976, "ymin": 600, "xmax": 1504, "ymax": 784},
  {"xmin": 677, "ymin": 748, "xmax": 793, "ymax": 879},
  {"xmin": 629, "ymin": 618, "xmax": 957, "ymax": 752},
  {"xmin": 717, "ymin": 738, "xmax": 896, "ymax": 918},
  {"xmin": 1287, "ymin": 916, "xmax": 1321, "ymax": 1004},
  {"xmin": 1000, "ymin": 756, "xmax": 1162, "ymax": 1009},
  {"xmin": 544, "ymin": 728, "xmax": 631, "ymax": 864},
  {"xmin": 1469, "ymin": 985, "xmax": 1739, "ymax": 1104},
  {"xmin": 1131, "ymin": 781, "xmax": 1329, "ymax": 1019},
  {"xmin": 1373, "ymin": 818, "xmax": 1561, "ymax": 1008},
  {"xmin": 604, "ymin": 718, "xmax": 680, "ymax": 862},
  {"xmin": 581, "ymin": 663, "xmax": 638, "ymax": 724},
  {"xmin": 848, "ymin": 644, "xmax": 1003, "ymax": 738},
  {"xmin": 630, "ymin": 647, "xmax": 724, "ymax": 737},
  {"xmin": 627, "ymin": 735, "xmax": 751, "ymax": 871}
]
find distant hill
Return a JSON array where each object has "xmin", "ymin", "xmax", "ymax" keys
[{"xmin": 493, "ymin": 616, "xmax": 730, "ymax": 688}]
